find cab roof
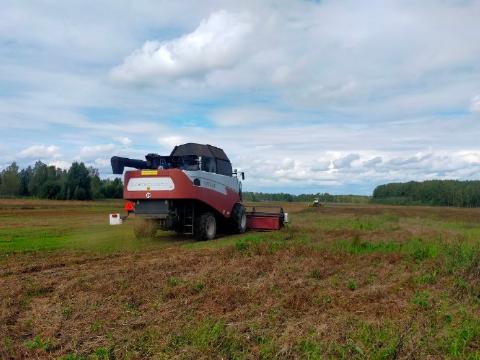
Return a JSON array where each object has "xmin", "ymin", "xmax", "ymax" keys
[{"xmin": 170, "ymin": 143, "xmax": 230, "ymax": 162}]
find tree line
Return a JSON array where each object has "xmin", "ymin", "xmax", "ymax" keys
[
  {"xmin": 243, "ymin": 192, "xmax": 370, "ymax": 204},
  {"xmin": 372, "ymin": 180, "xmax": 480, "ymax": 207},
  {"xmin": 12, "ymin": 160, "xmax": 476, "ymax": 207},
  {"xmin": 0, "ymin": 161, "xmax": 123, "ymax": 200}
]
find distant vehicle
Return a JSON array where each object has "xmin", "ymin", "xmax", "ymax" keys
[
  {"xmin": 312, "ymin": 198, "xmax": 321, "ymax": 207},
  {"xmin": 111, "ymin": 143, "xmax": 287, "ymax": 240}
]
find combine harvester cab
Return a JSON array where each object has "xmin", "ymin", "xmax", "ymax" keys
[{"xmin": 111, "ymin": 143, "xmax": 286, "ymax": 240}]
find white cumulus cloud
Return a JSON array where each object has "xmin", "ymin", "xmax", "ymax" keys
[
  {"xmin": 111, "ymin": 10, "xmax": 253, "ymax": 83},
  {"xmin": 333, "ymin": 154, "xmax": 360, "ymax": 169},
  {"xmin": 48, "ymin": 160, "xmax": 70, "ymax": 169},
  {"xmin": 93, "ymin": 158, "xmax": 112, "ymax": 168},
  {"xmin": 471, "ymin": 95, "xmax": 480, "ymax": 113},
  {"xmin": 79, "ymin": 144, "xmax": 116, "ymax": 159},
  {"xmin": 363, "ymin": 157, "xmax": 383, "ymax": 168},
  {"xmin": 210, "ymin": 108, "xmax": 287, "ymax": 127},
  {"xmin": 113, "ymin": 136, "xmax": 132, "ymax": 145},
  {"xmin": 158, "ymin": 136, "xmax": 185, "ymax": 150},
  {"xmin": 18, "ymin": 145, "xmax": 61, "ymax": 159}
]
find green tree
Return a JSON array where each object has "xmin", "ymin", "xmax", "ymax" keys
[
  {"xmin": 100, "ymin": 178, "xmax": 123, "ymax": 198},
  {"xmin": 28, "ymin": 161, "xmax": 48, "ymax": 197},
  {"xmin": 372, "ymin": 180, "xmax": 480, "ymax": 208},
  {"xmin": 0, "ymin": 161, "xmax": 122, "ymax": 200},
  {"xmin": 38, "ymin": 166, "xmax": 64, "ymax": 199},
  {"xmin": 66, "ymin": 162, "xmax": 91, "ymax": 200},
  {"xmin": 19, "ymin": 166, "xmax": 33, "ymax": 196},
  {"xmin": 89, "ymin": 167, "xmax": 104, "ymax": 199},
  {"xmin": 0, "ymin": 162, "xmax": 21, "ymax": 197}
]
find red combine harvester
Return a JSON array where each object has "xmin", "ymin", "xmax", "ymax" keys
[{"xmin": 111, "ymin": 143, "xmax": 287, "ymax": 240}]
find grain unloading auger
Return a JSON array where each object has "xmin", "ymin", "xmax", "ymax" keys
[{"xmin": 111, "ymin": 143, "xmax": 287, "ymax": 240}]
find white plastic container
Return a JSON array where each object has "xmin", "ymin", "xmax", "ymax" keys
[
  {"xmin": 283, "ymin": 212, "xmax": 289, "ymax": 223},
  {"xmin": 109, "ymin": 213, "xmax": 123, "ymax": 225}
]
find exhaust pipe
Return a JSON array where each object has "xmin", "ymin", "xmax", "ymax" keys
[{"xmin": 111, "ymin": 156, "xmax": 148, "ymax": 174}]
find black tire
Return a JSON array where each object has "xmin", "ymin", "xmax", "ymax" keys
[
  {"xmin": 133, "ymin": 218, "xmax": 158, "ymax": 239},
  {"xmin": 194, "ymin": 212, "xmax": 216, "ymax": 241},
  {"xmin": 231, "ymin": 203, "xmax": 247, "ymax": 234}
]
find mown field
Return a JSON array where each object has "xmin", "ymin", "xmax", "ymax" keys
[{"xmin": 2, "ymin": 199, "xmax": 480, "ymax": 359}]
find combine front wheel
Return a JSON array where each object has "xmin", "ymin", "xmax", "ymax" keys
[
  {"xmin": 194, "ymin": 212, "xmax": 217, "ymax": 241},
  {"xmin": 231, "ymin": 203, "xmax": 247, "ymax": 234}
]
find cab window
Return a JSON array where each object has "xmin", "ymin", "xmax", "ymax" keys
[{"xmin": 201, "ymin": 157, "xmax": 216, "ymax": 173}]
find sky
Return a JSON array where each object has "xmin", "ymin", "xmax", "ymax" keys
[{"xmin": 1, "ymin": 0, "xmax": 480, "ymax": 195}]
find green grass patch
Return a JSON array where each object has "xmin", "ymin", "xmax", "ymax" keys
[
  {"xmin": 297, "ymin": 338, "xmax": 323, "ymax": 359},
  {"xmin": 0, "ymin": 199, "xmax": 178, "ymax": 254},
  {"xmin": 416, "ymin": 270, "xmax": 438, "ymax": 285},
  {"xmin": 444, "ymin": 243, "xmax": 479, "ymax": 273},
  {"xmin": 347, "ymin": 280, "xmax": 357, "ymax": 291},
  {"xmin": 61, "ymin": 306, "xmax": 73, "ymax": 319},
  {"xmin": 318, "ymin": 214, "xmax": 400, "ymax": 232},
  {"xmin": 0, "ymin": 221, "xmax": 175, "ymax": 254},
  {"xmin": 233, "ymin": 233, "xmax": 288, "ymax": 256},
  {"xmin": 335, "ymin": 238, "xmax": 400, "ymax": 254},
  {"xmin": 352, "ymin": 321, "xmax": 400, "ymax": 359},
  {"xmin": 167, "ymin": 276, "xmax": 182, "ymax": 286},
  {"xmin": 93, "ymin": 346, "xmax": 113, "ymax": 359},
  {"xmin": 167, "ymin": 319, "xmax": 244, "ymax": 358},
  {"xmin": 23, "ymin": 335, "xmax": 51, "ymax": 351},
  {"xmin": 411, "ymin": 291, "xmax": 432, "ymax": 309},
  {"xmin": 295, "ymin": 321, "xmax": 400, "ymax": 359},
  {"xmin": 332, "ymin": 236, "xmax": 449, "ymax": 265},
  {"xmin": 127, "ymin": 330, "xmax": 159, "ymax": 358},
  {"xmin": 310, "ymin": 269, "xmax": 323, "ymax": 280},
  {"xmin": 441, "ymin": 312, "xmax": 480, "ymax": 358},
  {"xmin": 191, "ymin": 280, "xmax": 206, "ymax": 293},
  {"xmin": 404, "ymin": 237, "xmax": 439, "ymax": 262}
]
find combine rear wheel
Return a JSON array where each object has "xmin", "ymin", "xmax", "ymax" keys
[
  {"xmin": 194, "ymin": 212, "xmax": 216, "ymax": 241},
  {"xmin": 231, "ymin": 203, "xmax": 247, "ymax": 234},
  {"xmin": 134, "ymin": 218, "xmax": 158, "ymax": 239}
]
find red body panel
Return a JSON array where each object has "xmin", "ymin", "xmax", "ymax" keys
[
  {"xmin": 123, "ymin": 169, "xmax": 240, "ymax": 218},
  {"xmin": 246, "ymin": 215, "xmax": 282, "ymax": 230}
]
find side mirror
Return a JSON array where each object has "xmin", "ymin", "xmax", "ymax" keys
[{"xmin": 241, "ymin": 172, "xmax": 245, "ymax": 180}]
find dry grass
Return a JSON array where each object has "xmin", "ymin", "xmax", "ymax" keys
[{"xmin": 1, "ymin": 199, "xmax": 480, "ymax": 358}]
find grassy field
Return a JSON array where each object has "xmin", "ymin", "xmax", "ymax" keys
[{"xmin": 2, "ymin": 199, "xmax": 480, "ymax": 359}]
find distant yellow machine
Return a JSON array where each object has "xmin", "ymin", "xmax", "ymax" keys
[{"xmin": 312, "ymin": 198, "xmax": 322, "ymax": 207}]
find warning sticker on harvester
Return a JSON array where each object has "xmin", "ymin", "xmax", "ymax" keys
[{"xmin": 141, "ymin": 170, "xmax": 158, "ymax": 176}]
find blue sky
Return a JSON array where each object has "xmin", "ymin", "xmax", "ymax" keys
[{"xmin": 1, "ymin": 0, "xmax": 480, "ymax": 195}]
